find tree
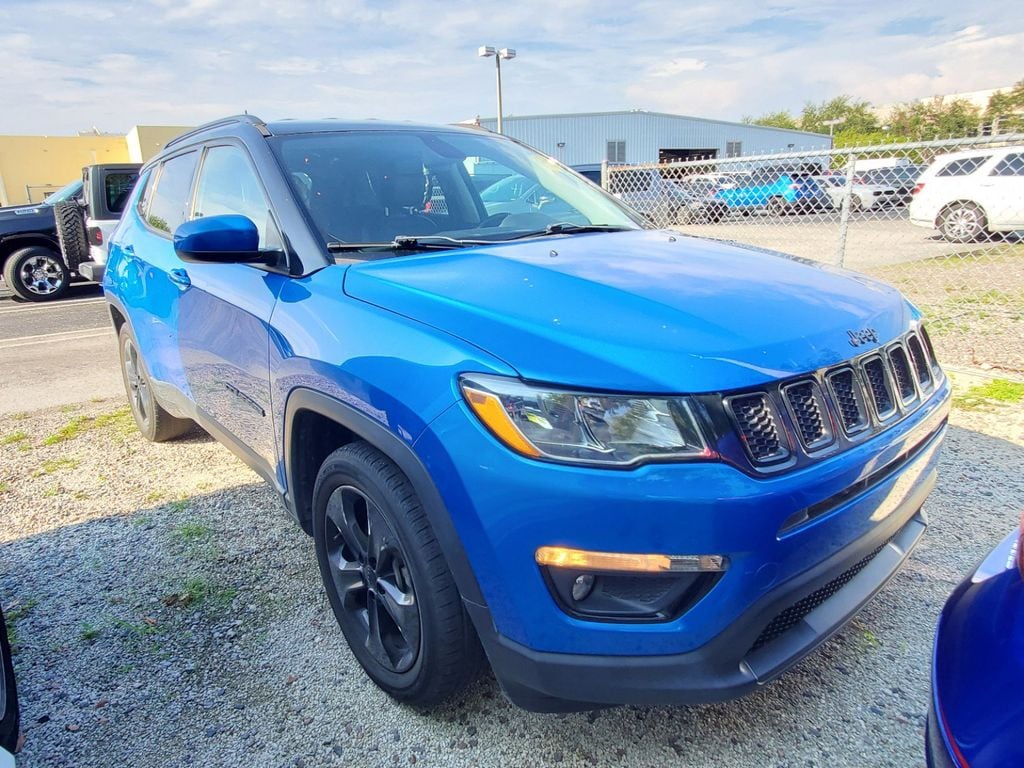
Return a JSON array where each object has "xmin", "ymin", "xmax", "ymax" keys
[
  {"xmin": 886, "ymin": 97, "xmax": 981, "ymax": 140},
  {"xmin": 800, "ymin": 95, "xmax": 880, "ymax": 136},
  {"xmin": 985, "ymin": 80, "xmax": 1024, "ymax": 133},
  {"xmin": 741, "ymin": 110, "xmax": 800, "ymax": 130}
]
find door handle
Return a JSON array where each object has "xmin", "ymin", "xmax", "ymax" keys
[{"xmin": 169, "ymin": 268, "xmax": 191, "ymax": 289}]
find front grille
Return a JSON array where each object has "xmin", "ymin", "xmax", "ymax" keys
[
  {"xmin": 887, "ymin": 346, "xmax": 916, "ymax": 403},
  {"xmin": 750, "ymin": 536, "xmax": 894, "ymax": 652},
  {"xmin": 863, "ymin": 357, "xmax": 896, "ymax": 418},
  {"xmin": 827, "ymin": 368, "xmax": 869, "ymax": 434},
  {"xmin": 905, "ymin": 333, "xmax": 933, "ymax": 391},
  {"xmin": 729, "ymin": 394, "xmax": 788, "ymax": 463},
  {"xmin": 783, "ymin": 381, "xmax": 831, "ymax": 449},
  {"xmin": 719, "ymin": 325, "xmax": 941, "ymax": 472}
]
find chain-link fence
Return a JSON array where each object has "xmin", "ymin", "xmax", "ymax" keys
[{"xmin": 604, "ymin": 135, "xmax": 1024, "ymax": 373}]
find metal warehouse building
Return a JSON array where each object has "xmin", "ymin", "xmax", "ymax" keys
[{"xmin": 472, "ymin": 110, "xmax": 831, "ymax": 167}]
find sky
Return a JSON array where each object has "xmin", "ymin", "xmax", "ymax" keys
[{"xmin": 1, "ymin": 0, "xmax": 1022, "ymax": 135}]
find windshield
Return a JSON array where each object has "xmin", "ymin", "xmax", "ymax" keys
[
  {"xmin": 43, "ymin": 179, "xmax": 83, "ymax": 205},
  {"xmin": 270, "ymin": 129, "xmax": 642, "ymax": 253}
]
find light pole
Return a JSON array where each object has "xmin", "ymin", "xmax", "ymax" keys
[
  {"xmin": 478, "ymin": 46, "xmax": 516, "ymax": 134},
  {"xmin": 822, "ymin": 117, "xmax": 846, "ymax": 138}
]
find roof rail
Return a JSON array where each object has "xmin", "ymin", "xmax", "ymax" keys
[{"xmin": 164, "ymin": 114, "xmax": 270, "ymax": 149}]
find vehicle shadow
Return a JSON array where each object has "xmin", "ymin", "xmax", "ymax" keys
[{"xmin": 0, "ymin": 421, "xmax": 1020, "ymax": 767}]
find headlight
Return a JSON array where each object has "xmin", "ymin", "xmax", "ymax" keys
[{"xmin": 459, "ymin": 374, "xmax": 710, "ymax": 467}]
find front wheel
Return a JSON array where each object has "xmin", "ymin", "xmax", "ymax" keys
[
  {"xmin": 117, "ymin": 325, "xmax": 193, "ymax": 442},
  {"xmin": 313, "ymin": 442, "xmax": 483, "ymax": 707},
  {"xmin": 3, "ymin": 246, "xmax": 70, "ymax": 302},
  {"xmin": 767, "ymin": 197, "xmax": 787, "ymax": 217},
  {"xmin": 939, "ymin": 203, "xmax": 987, "ymax": 243}
]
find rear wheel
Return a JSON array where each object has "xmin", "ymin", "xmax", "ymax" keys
[
  {"xmin": 850, "ymin": 194, "xmax": 863, "ymax": 211},
  {"xmin": 939, "ymin": 202, "xmax": 987, "ymax": 243},
  {"xmin": 3, "ymin": 246, "xmax": 70, "ymax": 302},
  {"xmin": 767, "ymin": 197, "xmax": 787, "ymax": 217},
  {"xmin": 117, "ymin": 325, "xmax": 193, "ymax": 442},
  {"xmin": 313, "ymin": 442, "xmax": 483, "ymax": 707}
]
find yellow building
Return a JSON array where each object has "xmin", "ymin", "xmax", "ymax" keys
[{"xmin": 0, "ymin": 125, "xmax": 191, "ymax": 206}]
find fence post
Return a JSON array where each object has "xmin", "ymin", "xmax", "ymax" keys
[
  {"xmin": 834, "ymin": 153, "xmax": 857, "ymax": 268},
  {"xmin": 600, "ymin": 160, "xmax": 609, "ymax": 191}
]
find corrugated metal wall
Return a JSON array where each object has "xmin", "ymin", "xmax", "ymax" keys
[{"xmin": 475, "ymin": 111, "xmax": 831, "ymax": 167}]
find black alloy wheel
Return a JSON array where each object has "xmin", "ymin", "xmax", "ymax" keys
[{"xmin": 312, "ymin": 442, "xmax": 483, "ymax": 706}]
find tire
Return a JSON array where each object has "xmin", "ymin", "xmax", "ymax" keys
[
  {"xmin": 850, "ymin": 194, "xmax": 863, "ymax": 211},
  {"xmin": 674, "ymin": 206, "xmax": 696, "ymax": 225},
  {"xmin": 767, "ymin": 197, "xmax": 787, "ymax": 217},
  {"xmin": 313, "ymin": 442, "xmax": 484, "ymax": 707},
  {"xmin": 939, "ymin": 202, "xmax": 987, "ymax": 243},
  {"xmin": 2, "ymin": 246, "xmax": 70, "ymax": 302},
  {"xmin": 53, "ymin": 201, "xmax": 89, "ymax": 270},
  {"xmin": 117, "ymin": 324, "xmax": 193, "ymax": 442}
]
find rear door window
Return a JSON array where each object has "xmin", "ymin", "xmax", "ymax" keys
[
  {"xmin": 991, "ymin": 153, "xmax": 1024, "ymax": 177},
  {"xmin": 146, "ymin": 152, "xmax": 199, "ymax": 235}
]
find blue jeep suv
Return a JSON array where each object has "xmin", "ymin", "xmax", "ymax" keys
[{"xmin": 101, "ymin": 115, "xmax": 950, "ymax": 711}]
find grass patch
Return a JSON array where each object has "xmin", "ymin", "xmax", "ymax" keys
[
  {"xmin": 5, "ymin": 598, "xmax": 39, "ymax": 652},
  {"xmin": 164, "ymin": 576, "xmax": 238, "ymax": 611},
  {"xmin": 145, "ymin": 490, "xmax": 165, "ymax": 504},
  {"xmin": 42, "ymin": 485, "xmax": 61, "ymax": 498},
  {"xmin": 0, "ymin": 482, "xmax": 8, "ymax": 493},
  {"xmin": 60, "ymin": 403, "xmax": 81, "ymax": 413},
  {"xmin": 954, "ymin": 378, "xmax": 1024, "ymax": 410},
  {"xmin": 79, "ymin": 622, "xmax": 102, "ymax": 642},
  {"xmin": 41, "ymin": 457, "xmax": 80, "ymax": 474},
  {"xmin": 173, "ymin": 519, "xmax": 211, "ymax": 542},
  {"xmin": 131, "ymin": 515, "xmax": 152, "ymax": 528},
  {"xmin": 167, "ymin": 499, "xmax": 189, "ymax": 514},
  {"xmin": 1, "ymin": 430, "xmax": 28, "ymax": 445},
  {"xmin": 42, "ymin": 407, "xmax": 135, "ymax": 445}
]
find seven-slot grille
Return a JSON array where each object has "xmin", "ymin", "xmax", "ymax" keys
[
  {"xmin": 729, "ymin": 394, "xmax": 788, "ymax": 462},
  {"xmin": 726, "ymin": 327, "xmax": 940, "ymax": 467}
]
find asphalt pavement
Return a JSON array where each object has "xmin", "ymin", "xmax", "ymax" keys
[{"xmin": 0, "ymin": 284, "xmax": 122, "ymax": 415}]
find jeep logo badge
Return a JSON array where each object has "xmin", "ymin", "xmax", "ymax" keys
[{"xmin": 847, "ymin": 327, "xmax": 879, "ymax": 347}]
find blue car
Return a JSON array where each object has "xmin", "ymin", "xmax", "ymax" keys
[
  {"xmin": 927, "ymin": 515, "xmax": 1024, "ymax": 767},
  {"xmin": 100, "ymin": 115, "xmax": 950, "ymax": 711},
  {"xmin": 715, "ymin": 170, "xmax": 830, "ymax": 215}
]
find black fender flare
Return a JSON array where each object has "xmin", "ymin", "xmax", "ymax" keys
[{"xmin": 282, "ymin": 387, "xmax": 485, "ymax": 606}]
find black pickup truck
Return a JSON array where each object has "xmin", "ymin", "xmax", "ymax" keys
[{"xmin": 1, "ymin": 164, "xmax": 140, "ymax": 302}]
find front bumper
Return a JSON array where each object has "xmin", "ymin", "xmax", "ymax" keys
[
  {"xmin": 470, "ymin": 495, "xmax": 928, "ymax": 711},
  {"xmin": 417, "ymin": 378, "xmax": 949, "ymax": 709}
]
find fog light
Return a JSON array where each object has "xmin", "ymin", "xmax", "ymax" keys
[{"xmin": 571, "ymin": 574, "xmax": 595, "ymax": 601}]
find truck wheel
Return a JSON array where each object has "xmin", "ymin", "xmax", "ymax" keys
[
  {"xmin": 54, "ymin": 201, "xmax": 89, "ymax": 270},
  {"xmin": 3, "ymin": 246, "xmax": 70, "ymax": 302},
  {"xmin": 939, "ymin": 203, "xmax": 987, "ymax": 243},
  {"xmin": 312, "ymin": 442, "xmax": 484, "ymax": 707},
  {"xmin": 850, "ymin": 194, "xmax": 863, "ymax": 211},
  {"xmin": 117, "ymin": 325, "xmax": 193, "ymax": 442}
]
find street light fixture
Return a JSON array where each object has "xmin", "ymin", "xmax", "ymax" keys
[
  {"xmin": 478, "ymin": 45, "xmax": 516, "ymax": 134},
  {"xmin": 822, "ymin": 117, "xmax": 846, "ymax": 138}
]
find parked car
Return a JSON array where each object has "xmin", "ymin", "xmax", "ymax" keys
[
  {"xmin": 606, "ymin": 167, "xmax": 711, "ymax": 226},
  {"xmin": 714, "ymin": 171, "xmax": 830, "ymax": 215},
  {"xmin": 815, "ymin": 176, "xmax": 902, "ymax": 211},
  {"xmin": 0, "ymin": 179, "xmax": 81, "ymax": 301},
  {"xmin": 103, "ymin": 114, "xmax": 950, "ymax": 712},
  {"xmin": 910, "ymin": 147, "xmax": 1024, "ymax": 242},
  {"xmin": 0, "ymin": 164, "xmax": 140, "ymax": 301},
  {"xmin": 0, "ymin": 603, "xmax": 21, "ymax": 765},
  {"xmin": 856, "ymin": 165, "xmax": 927, "ymax": 199},
  {"xmin": 927, "ymin": 513, "xmax": 1023, "ymax": 768}
]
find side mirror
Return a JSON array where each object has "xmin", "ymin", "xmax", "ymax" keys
[{"xmin": 173, "ymin": 215, "xmax": 276, "ymax": 265}]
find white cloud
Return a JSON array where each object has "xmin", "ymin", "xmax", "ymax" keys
[{"xmin": 0, "ymin": 0, "xmax": 1020, "ymax": 134}]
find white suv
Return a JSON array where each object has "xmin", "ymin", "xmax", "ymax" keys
[{"xmin": 909, "ymin": 146, "xmax": 1024, "ymax": 242}]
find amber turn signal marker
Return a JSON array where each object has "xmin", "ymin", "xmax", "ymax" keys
[
  {"xmin": 535, "ymin": 546, "xmax": 726, "ymax": 573},
  {"xmin": 463, "ymin": 387, "xmax": 542, "ymax": 458}
]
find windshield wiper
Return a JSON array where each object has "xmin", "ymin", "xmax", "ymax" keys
[
  {"xmin": 326, "ymin": 235, "xmax": 491, "ymax": 253},
  {"xmin": 503, "ymin": 223, "xmax": 635, "ymax": 240}
]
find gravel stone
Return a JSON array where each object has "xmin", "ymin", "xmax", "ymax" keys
[{"xmin": 1, "ymin": 388, "xmax": 1022, "ymax": 767}]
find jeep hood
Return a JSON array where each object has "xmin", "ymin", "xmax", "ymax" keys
[{"xmin": 343, "ymin": 230, "xmax": 912, "ymax": 393}]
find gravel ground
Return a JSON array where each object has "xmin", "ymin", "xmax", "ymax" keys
[{"xmin": 1, "ymin": 386, "xmax": 1022, "ymax": 768}]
